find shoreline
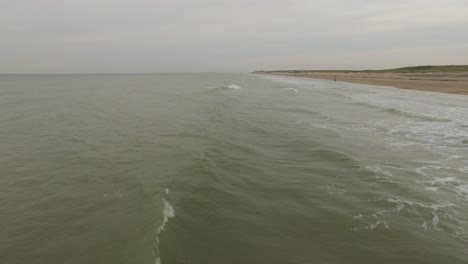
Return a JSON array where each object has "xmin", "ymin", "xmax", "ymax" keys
[{"xmin": 256, "ymin": 71, "xmax": 468, "ymax": 95}]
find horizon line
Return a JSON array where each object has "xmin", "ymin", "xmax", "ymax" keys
[{"xmin": 0, "ymin": 71, "xmax": 252, "ymax": 75}]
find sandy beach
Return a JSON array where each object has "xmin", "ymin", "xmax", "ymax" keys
[{"xmin": 257, "ymin": 71, "xmax": 468, "ymax": 95}]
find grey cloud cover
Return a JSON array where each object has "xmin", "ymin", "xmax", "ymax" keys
[{"xmin": 1, "ymin": 0, "xmax": 468, "ymax": 73}]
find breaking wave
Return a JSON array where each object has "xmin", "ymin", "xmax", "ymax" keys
[
  {"xmin": 223, "ymin": 84, "xmax": 241, "ymax": 89},
  {"xmin": 154, "ymin": 188, "xmax": 175, "ymax": 264}
]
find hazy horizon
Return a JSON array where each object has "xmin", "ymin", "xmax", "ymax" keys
[
  {"xmin": 1, "ymin": 65, "xmax": 468, "ymax": 75},
  {"xmin": 2, "ymin": 0, "xmax": 468, "ymax": 73}
]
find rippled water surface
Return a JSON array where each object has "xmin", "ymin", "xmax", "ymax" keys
[{"xmin": 1, "ymin": 73, "xmax": 467, "ymax": 263}]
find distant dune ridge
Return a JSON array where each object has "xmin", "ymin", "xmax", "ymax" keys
[{"xmin": 254, "ymin": 65, "xmax": 468, "ymax": 95}]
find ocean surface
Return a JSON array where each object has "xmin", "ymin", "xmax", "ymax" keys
[{"xmin": 1, "ymin": 73, "xmax": 468, "ymax": 264}]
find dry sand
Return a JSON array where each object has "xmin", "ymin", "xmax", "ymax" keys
[{"xmin": 259, "ymin": 71, "xmax": 468, "ymax": 95}]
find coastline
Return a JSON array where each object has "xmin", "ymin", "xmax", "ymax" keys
[{"xmin": 256, "ymin": 71, "xmax": 468, "ymax": 95}]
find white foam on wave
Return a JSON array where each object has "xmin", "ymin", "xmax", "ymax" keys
[
  {"xmin": 269, "ymin": 76, "xmax": 467, "ymax": 159},
  {"xmin": 154, "ymin": 188, "xmax": 175, "ymax": 264},
  {"xmin": 326, "ymin": 81, "xmax": 468, "ymax": 157},
  {"xmin": 103, "ymin": 189, "xmax": 124, "ymax": 199},
  {"xmin": 425, "ymin": 186, "xmax": 439, "ymax": 191},
  {"xmin": 282, "ymin": 88, "xmax": 298, "ymax": 93},
  {"xmin": 421, "ymin": 221, "xmax": 428, "ymax": 232},
  {"xmin": 224, "ymin": 84, "xmax": 241, "ymax": 89},
  {"xmin": 325, "ymin": 185, "xmax": 347, "ymax": 196},
  {"xmin": 426, "ymin": 176, "xmax": 458, "ymax": 185},
  {"xmin": 417, "ymin": 174, "xmax": 468, "ymax": 199},
  {"xmin": 353, "ymin": 197, "xmax": 455, "ymax": 232},
  {"xmin": 268, "ymin": 74, "xmax": 468, "ymax": 241},
  {"xmin": 366, "ymin": 165, "xmax": 393, "ymax": 177},
  {"xmin": 455, "ymin": 185, "xmax": 468, "ymax": 196},
  {"xmin": 432, "ymin": 213, "xmax": 440, "ymax": 227}
]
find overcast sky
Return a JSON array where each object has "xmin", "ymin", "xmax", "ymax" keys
[{"xmin": 1, "ymin": 0, "xmax": 468, "ymax": 73}]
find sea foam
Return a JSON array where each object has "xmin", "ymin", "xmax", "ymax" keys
[
  {"xmin": 224, "ymin": 84, "xmax": 241, "ymax": 89},
  {"xmin": 282, "ymin": 88, "xmax": 298, "ymax": 93},
  {"xmin": 155, "ymin": 188, "xmax": 175, "ymax": 264}
]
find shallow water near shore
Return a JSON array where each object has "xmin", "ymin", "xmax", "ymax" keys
[{"xmin": 1, "ymin": 73, "xmax": 468, "ymax": 264}]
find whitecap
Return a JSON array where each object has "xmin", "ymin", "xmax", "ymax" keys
[
  {"xmin": 353, "ymin": 197, "xmax": 455, "ymax": 232},
  {"xmin": 432, "ymin": 214, "xmax": 440, "ymax": 227},
  {"xmin": 224, "ymin": 84, "xmax": 241, "ymax": 89},
  {"xmin": 455, "ymin": 185, "xmax": 468, "ymax": 196},
  {"xmin": 460, "ymin": 166, "xmax": 468, "ymax": 173},
  {"xmin": 282, "ymin": 88, "xmax": 298, "ymax": 93},
  {"xmin": 366, "ymin": 165, "xmax": 393, "ymax": 177},
  {"xmin": 421, "ymin": 221, "xmax": 428, "ymax": 232},
  {"xmin": 103, "ymin": 189, "xmax": 124, "ymax": 199},
  {"xmin": 154, "ymin": 189, "xmax": 176, "ymax": 264}
]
